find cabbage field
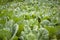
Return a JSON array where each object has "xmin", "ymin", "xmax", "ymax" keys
[{"xmin": 0, "ymin": 0, "xmax": 60, "ymax": 40}]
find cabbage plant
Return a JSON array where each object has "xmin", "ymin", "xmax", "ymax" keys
[{"xmin": 0, "ymin": 0, "xmax": 60, "ymax": 40}]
